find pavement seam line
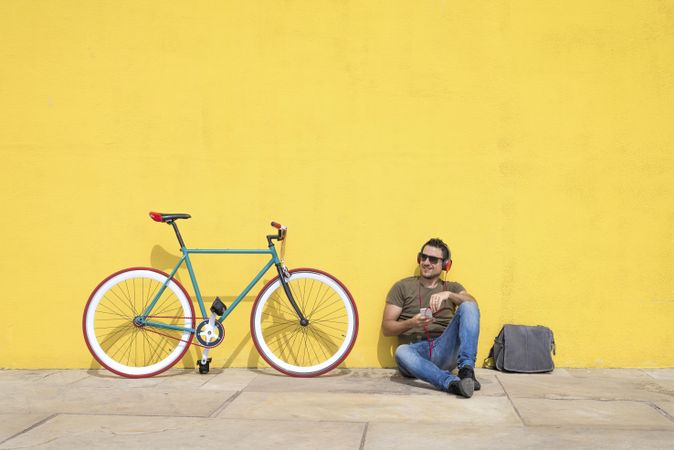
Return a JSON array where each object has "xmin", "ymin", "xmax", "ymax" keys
[
  {"xmin": 496, "ymin": 374, "xmax": 526, "ymax": 427},
  {"xmin": 55, "ymin": 412, "xmax": 214, "ymax": 419},
  {"xmin": 359, "ymin": 422, "xmax": 369, "ymax": 450},
  {"xmin": 0, "ymin": 413, "xmax": 58, "ymax": 446},
  {"xmin": 641, "ymin": 369, "xmax": 656, "ymax": 380},
  {"xmin": 54, "ymin": 412, "xmax": 373, "ymax": 425},
  {"xmin": 209, "ymin": 390, "xmax": 243, "ymax": 418}
]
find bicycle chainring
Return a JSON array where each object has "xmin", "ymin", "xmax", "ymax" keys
[{"xmin": 195, "ymin": 319, "xmax": 225, "ymax": 348}]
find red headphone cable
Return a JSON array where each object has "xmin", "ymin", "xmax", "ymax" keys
[{"xmin": 418, "ymin": 281, "xmax": 434, "ymax": 359}]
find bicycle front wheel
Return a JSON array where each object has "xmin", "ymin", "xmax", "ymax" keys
[
  {"xmin": 82, "ymin": 268, "xmax": 195, "ymax": 378},
  {"xmin": 251, "ymin": 268, "xmax": 358, "ymax": 377}
]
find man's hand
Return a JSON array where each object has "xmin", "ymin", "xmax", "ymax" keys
[
  {"xmin": 413, "ymin": 312, "xmax": 434, "ymax": 327},
  {"xmin": 430, "ymin": 290, "xmax": 478, "ymax": 312},
  {"xmin": 429, "ymin": 291, "xmax": 452, "ymax": 313},
  {"xmin": 382, "ymin": 304, "xmax": 434, "ymax": 336}
]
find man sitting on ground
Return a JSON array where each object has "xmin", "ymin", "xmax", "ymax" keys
[{"xmin": 381, "ymin": 238, "xmax": 481, "ymax": 398}]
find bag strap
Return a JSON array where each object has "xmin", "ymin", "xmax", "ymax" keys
[{"xmin": 540, "ymin": 325, "xmax": 556, "ymax": 355}]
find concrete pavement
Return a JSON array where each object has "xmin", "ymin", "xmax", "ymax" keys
[{"xmin": 1, "ymin": 367, "xmax": 674, "ymax": 449}]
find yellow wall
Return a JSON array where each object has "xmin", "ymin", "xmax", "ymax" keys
[{"xmin": 1, "ymin": 1, "xmax": 673, "ymax": 370}]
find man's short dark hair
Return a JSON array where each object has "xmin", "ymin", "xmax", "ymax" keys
[{"xmin": 420, "ymin": 238, "xmax": 451, "ymax": 261}]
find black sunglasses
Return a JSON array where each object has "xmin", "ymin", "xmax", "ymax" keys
[{"xmin": 418, "ymin": 253, "xmax": 443, "ymax": 264}]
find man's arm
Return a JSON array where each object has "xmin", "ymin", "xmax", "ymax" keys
[
  {"xmin": 429, "ymin": 290, "xmax": 477, "ymax": 313},
  {"xmin": 381, "ymin": 303, "xmax": 432, "ymax": 337}
]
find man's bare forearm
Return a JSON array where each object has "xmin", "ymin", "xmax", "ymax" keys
[
  {"xmin": 382, "ymin": 315, "xmax": 430, "ymax": 337},
  {"xmin": 383, "ymin": 318, "xmax": 418, "ymax": 336},
  {"xmin": 446, "ymin": 291, "xmax": 477, "ymax": 306}
]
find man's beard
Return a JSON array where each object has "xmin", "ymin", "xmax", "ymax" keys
[{"xmin": 420, "ymin": 270, "xmax": 439, "ymax": 279}]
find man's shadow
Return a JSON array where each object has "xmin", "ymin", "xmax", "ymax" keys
[{"xmin": 376, "ymin": 266, "xmax": 424, "ymax": 369}]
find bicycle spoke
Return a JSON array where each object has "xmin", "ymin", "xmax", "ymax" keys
[
  {"xmin": 97, "ymin": 323, "xmax": 134, "ymax": 348},
  {"xmin": 309, "ymin": 321, "xmax": 347, "ymax": 336},
  {"xmin": 305, "ymin": 280, "xmax": 326, "ymax": 318},
  {"xmin": 312, "ymin": 304, "xmax": 348, "ymax": 323},
  {"xmin": 307, "ymin": 288, "xmax": 338, "ymax": 319},
  {"xmin": 307, "ymin": 326, "xmax": 339, "ymax": 357},
  {"xmin": 100, "ymin": 293, "xmax": 134, "ymax": 319},
  {"xmin": 153, "ymin": 292, "xmax": 179, "ymax": 316},
  {"xmin": 270, "ymin": 294, "xmax": 298, "ymax": 318},
  {"xmin": 308, "ymin": 323, "xmax": 345, "ymax": 341},
  {"xmin": 95, "ymin": 305, "xmax": 132, "ymax": 320},
  {"xmin": 108, "ymin": 329, "xmax": 136, "ymax": 362},
  {"xmin": 260, "ymin": 310, "xmax": 298, "ymax": 324},
  {"xmin": 118, "ymin": 280, "xmax": 134, "ymax": 313},
  {"xmin": 306, "ymin": 327, "xmax": 330, "ymax": 361}
]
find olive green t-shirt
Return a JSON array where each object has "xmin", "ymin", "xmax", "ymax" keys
[{"xmin": 386, "ymin": 276, "xmax": 465, "ymax": 339}]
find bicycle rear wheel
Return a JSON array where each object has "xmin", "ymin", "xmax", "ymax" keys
[
  {"xmin": 251, "ymin": 268, "xmax": 358, "ymax": 377},
  {"xmin": 82, "ymin": 268, "xmax": 195, "ymax": 378}
]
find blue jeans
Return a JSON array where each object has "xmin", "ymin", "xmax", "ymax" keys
[{"xmin": 395, "ymin": 301, "xmax": 480, "ymax": 391}]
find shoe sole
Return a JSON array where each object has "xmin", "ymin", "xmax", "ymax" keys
[{"xmin": 456, "ymin": 377, "xmax": 474, "ymax": 398}]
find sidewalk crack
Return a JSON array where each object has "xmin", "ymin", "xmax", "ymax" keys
[
  {"xmin": 208, "ymin": 390, "xmax": 243, "ymax": 418},
  {"xmin": 359, "ymin": 422, "xmax": 369, "ymax": 450},
  {"xmin": 0, "ymin": 413, "xmax": 58, "ymax": 446},
  {"xmin": 496, "ymin": 374, "xmax": 526, "ymax": 426},
  {"xmin": 650, "ymin": 402, "xmax": 674, "ymax": 423}
]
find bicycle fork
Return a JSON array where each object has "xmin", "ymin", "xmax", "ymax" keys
[{"xmin": 277, "ymin": 263, "xmax": 309, "ymax": 326}]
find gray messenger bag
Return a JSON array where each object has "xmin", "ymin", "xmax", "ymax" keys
[{"xmin": 486, "ymin": 324, "xmax": 556, "ymax": 373}]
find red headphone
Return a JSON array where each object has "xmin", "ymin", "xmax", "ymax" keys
[{"xmin": 443, "ymin": 259, "xmax": 452, "ymax": 272}]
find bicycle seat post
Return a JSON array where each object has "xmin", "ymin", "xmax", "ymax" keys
[{"xmin": 169, "ymin": 221, "xmax": 187, "ymax": 249}]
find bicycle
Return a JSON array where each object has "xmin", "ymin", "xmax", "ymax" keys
[{"xmin": 82, "ymin": 212, "xmax": 359, "ymax": 378}]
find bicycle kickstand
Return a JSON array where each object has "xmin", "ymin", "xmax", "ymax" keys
[{"xmin": 197, "ymin": 351, "xmax": 211, "ymax": 374}]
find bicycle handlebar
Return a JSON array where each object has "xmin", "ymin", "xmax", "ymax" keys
[{"xmin": 270, "ymin": 221, "xmax": 287, "ymax": 241}]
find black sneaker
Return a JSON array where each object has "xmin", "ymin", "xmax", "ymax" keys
[
  {"xmin": 458, "ymin": 366, "xmax": 481, "ymax": 391},
  {"xmin": 447, "ymin": 377, "xmax": 474, "ymax": 398}
]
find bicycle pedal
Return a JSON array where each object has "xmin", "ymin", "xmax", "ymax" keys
[
  {"xmin": 197, "ymin": 357, "xmax": 212, "ymax": 374},
  {"xmin": 197, "ymin": 357, "xmax": 212, "ymax": 367},
  {"xmin": 210, "ymin": 297, "xmax": 227, "ymax": 316}
]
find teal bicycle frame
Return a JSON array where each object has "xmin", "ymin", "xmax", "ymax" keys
[
  {"xmin": 136, "ymin": 220, "xmax": 301, "ymax": 335},
  {"xmin": 138, "ymin": 247, "xmax": 279, "ymax": 333}
]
